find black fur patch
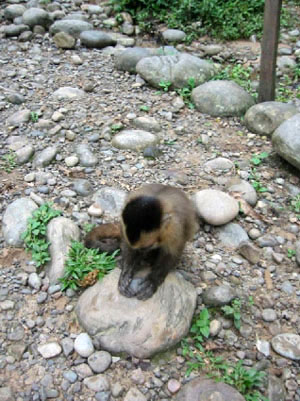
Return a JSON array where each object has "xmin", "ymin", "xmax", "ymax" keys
[{"xmin": 122, "ymin": 196, "xmax": 162, "ymax": 244}]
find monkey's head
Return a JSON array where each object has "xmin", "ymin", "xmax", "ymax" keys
[{"xmin": 121, "ymin": 195, "xmax": 171, "ymax": 250}]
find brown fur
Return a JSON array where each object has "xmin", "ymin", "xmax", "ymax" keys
[{"xmin": 84, "ymin": 223, "xmax": 121, "ymax": 254}]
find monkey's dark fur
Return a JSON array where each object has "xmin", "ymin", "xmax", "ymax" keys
[{"xmin": 84, "ymin": 184, "xmax": 198, "ymax": 300}]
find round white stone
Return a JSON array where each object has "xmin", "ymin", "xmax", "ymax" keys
[
  {"xmin": 37, "ymin": 342, "xmax": 62, "ymax": 359},
  {"xmin": 74, "ymin": 332, "xmax": 94, "ymax": 358},
  {"xmin": 194, "ymin": 189, "xmax": 239, "ymax": 226}
]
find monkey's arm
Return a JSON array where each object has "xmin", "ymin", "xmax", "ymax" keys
[
  {"xmin": 118, "ymin": 242, "xmax": 144, "ymax": 298},
  {"xmin": 134, "ymin": 250, "xmax": 178, "ymax": 301}
]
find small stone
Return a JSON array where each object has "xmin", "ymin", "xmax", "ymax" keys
[
  {"xmin": 210, "ymin": 319, "xmax": 222, "ymax": 336},
  {"xmin": 65, "ymin": 156, "xmax": 79, "ymax": 167},
  {"xmin": 130, "ymin": 368, "xmax": 145, "ymax": 385},
  {"xmin": 88, "ymin": 204, "xmax": 103, "ymax": 217},
  {"xmin": 61, "ymin": 338, "xmax": 74, "ymax": 357},
  {"xmin": 37, "ymin": 342, "xmax": 62, "ymax": 359},
  {"xmin": 238, "ymin": 241, "xmax": 260, "ymax": 264},
  {"xmin": 256, "ymin": 339, "xmax": 270, "ymax": 357},
  {"xmin": 28, "ymin": 272, "xmax": 42, "ymax": 290},
  {"xmin": 7, "ymin": 109, "xmax": 31, "ymax": 127},
  {"xmin": 0, "ymin": 300, "xmax": 15, "ymax": 311},
  {"xmin": 73, "ymin": 179, "xmax": 93, "ymax": 196},
  {"xmin": 124, "ymin": 388, "xmax": 147, "ymax": 401},
  {"xmin": 74, "ymin": 333, "xmax": 94, "ymax": 358},
  {"xmin": 167, "ymin": 379, "xmax": 181, "ymax": 394},
  {"xmin": 63, "ymin": 370, "xmax": 78, "ymax": 383},
  {"xmin": 88, "ymin": 351, "xmax": 112, "ymax": 373},
  {"xmin": 53, "ymin": 32, "xmax": 76, "ymax": 49},
  {"xmin": 83, "ymin": 374, "xmax": 110, "ymax": 392},
  {"xmin": 203, "ymin": 286, "xmax": 236, "ymax": 306}
]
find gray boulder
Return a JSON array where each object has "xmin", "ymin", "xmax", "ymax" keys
[
  {"xmin": 112, "ymin": 129, "xmax": 159, "ymax": 151},
  {"xmin": 227, "ymin": 178, "xmax": 257, "ymax": 206},
  {"xmin": 3, "ymin": 198, "xmax": 38, "ymax": 247},
  {"xmin": 4, "ymin": 5, "xmax": 26, "ymax": 20},
  {"xmin": 136, "ymin": 53, "xmax": 215, "ymax": 89},
  {"xmin": 33, "ymin": 146, "xmax": 58, "ymax": 167},
  {"xmin": 245, "ymin": 101, "xmax": 298, "ymax": 136},
  {"xmin": 115, "ymin": 47, "xmax": 153, "ymax": 73},
  {"xmin": 7, "ymin": 109, "xmax": 31, "ymax": 126},
  {"xmin": 191, "ymin": 80, "xmax": 255, "ymax": 117},
  {"xmin": 46, "ymin": 217, "xmax": 80, "ymax": 284},
  {"xmin": 194, "ymin": 189, "xmax": 239, "ymax": 226},
  {"xmin": 162, "ymin": 29, "xmax": 186, "ymax": 42},
  {"xmin": 22, "ymin": 7, "xmax": 51, "ymax": 28},
  {"xmin": 272, "ymin": 113, "xmax": 300, "ymax": 171},
  {"xmin": 50, "ymin": 19, "xmax": 93, "ymax": 38},
  {"xmin": 216, "ymin": 223, "xmax": 249, "ymax": 249},
  {"xmin": 52, "ymin": 87, "xmax": 85, "ymax": 100},
  {"xmin": 76, "ymin": 269, "xmax": 197, "ymax": 358},
  {"xmin": 202, "ymin": 285, "xmax": 236, "ymax": 306},
  {"xmin": 271, "ymin": 333, "xmax": 300, "ymax": 360},
  {"xmin": 80, "ymin": 30, "xmax": 116, "ymax": 49},
  {"xmin": 53, "ymin": 32, "xmax": 76, "ymax": 49},
  {"xmin": 5, "ymin": 24, "xmax": 30, "ymax": 37}
]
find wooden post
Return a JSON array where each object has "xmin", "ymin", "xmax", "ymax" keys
[{"xmin": 258, "ymin": 0, "xmax": 282, "ymax": 103}]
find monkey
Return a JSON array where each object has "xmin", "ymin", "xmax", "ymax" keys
[{"xmin": 84, "ymin": 184, "xmax": 198, "ymax": 300}]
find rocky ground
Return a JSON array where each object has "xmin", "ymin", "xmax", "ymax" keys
[{"xmin": 0, "ymin": 1, "xmax": 300, "ymax": 401}]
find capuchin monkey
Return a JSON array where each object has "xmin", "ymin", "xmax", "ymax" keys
[{"xmin": 84, "ymin": 184, "xmax": 198, "ymax": 300}]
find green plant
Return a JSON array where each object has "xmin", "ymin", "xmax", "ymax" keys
[
  {"xmin": 110, "ymin": 0, "xmax": 266, "ymax": 40},
  {"xmin": 290, "ymin": 194, "xmax": 300, "ymax": 216},
  {"xmin": 110, "ymin": 123, "xmax": 123, "ymax": 135},
  {"xmin": 159, "ymin": 80, "xmax": 172, "ymax": 92},
  {"xmin": 30, "ymin": 111, "xmax": 39, "ymax": 123},
  {"xmin": 83, "ymin": 223, "xmax": 96, "ymax": 233},
  {"xmin": 249, "ymin": 168, "xmax": 268, "ymax": 193},
  {"xmin": 221, "ymin": 298, "xmax": 242, "ymax": 330},
  {"xmin": 176, "ymin": 77, "xmax": 196, "ymax": 109},
  {"xmin": 164, "ymin": 139, "xmax": 177, "ymax": 145},
  {"xmin": 140, "ymin": 105, "xmax": 150, "ymax": 112},
  {"xmin": 250, "ymin": 152, "xmax": 269, "ymax": 166},
  {"xmin": 215, "ymin": 361, "xmax": 268, "ymax": 401},
  {"xmin": 287, "ymin": 248, "xmax": 296, "ymax": 258},
  {"xmin": 1, "ymin": 150, "xmax": 17, "ymax": 173},
  {"xmin": 212, "ymin": 64, "xmax": 255, "ymax": 95},
  {"xmin": 60, "ymin": 241, "xmax": 119, "ymax": 291},
  {"xmin": 190, "ymin": 308, "xmax": 210, "ymax": 343},
  {"xmin": 22, "ymin": 203, "xmax": 62, "ymax": 268}
]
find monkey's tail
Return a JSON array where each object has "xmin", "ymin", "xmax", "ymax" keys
[{"xmin": 84, "ymin": 223, "xmax": 121, "ymax": 254}]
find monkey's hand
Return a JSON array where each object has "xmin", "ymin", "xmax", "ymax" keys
[
  {"xmin": 134, "ymin": 277, "xmax": 157, "ymax": 300},
  {"xmin": 118, "ymin": 267, "xmax": 136, "ymax": 298}
]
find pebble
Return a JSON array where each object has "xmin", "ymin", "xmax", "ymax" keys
[
  {"xmin": 83, "ymin": 374, "xmax": 110, "ymax": 392},
  {"xmin": 167, "ymin": 379, "xmax": 181, "ymax": 394},
  {"xmin": 65, "ymin": 156, "xmax": 79, "ymax": 167},
  {"xmin": 28, "ymin": 273, "xmax": 42, "ymax": 290},
  {"xmin": 88, "ymin": 351, "xmax": 112, "ymax": 373},
  {"xmin": 37, "ymin": 342, "xmax": 62, "ymax": 359},
  {"xmin": 74, "ymin": 333, "xmax": 94, "ymax": 358},
  {"xmin": 202, "ymin": 285, "xmax": 236, "ymax": 306},
  {"xmin": 63, "ymin": 370, "xmax": 78, "ymax": 383}
]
